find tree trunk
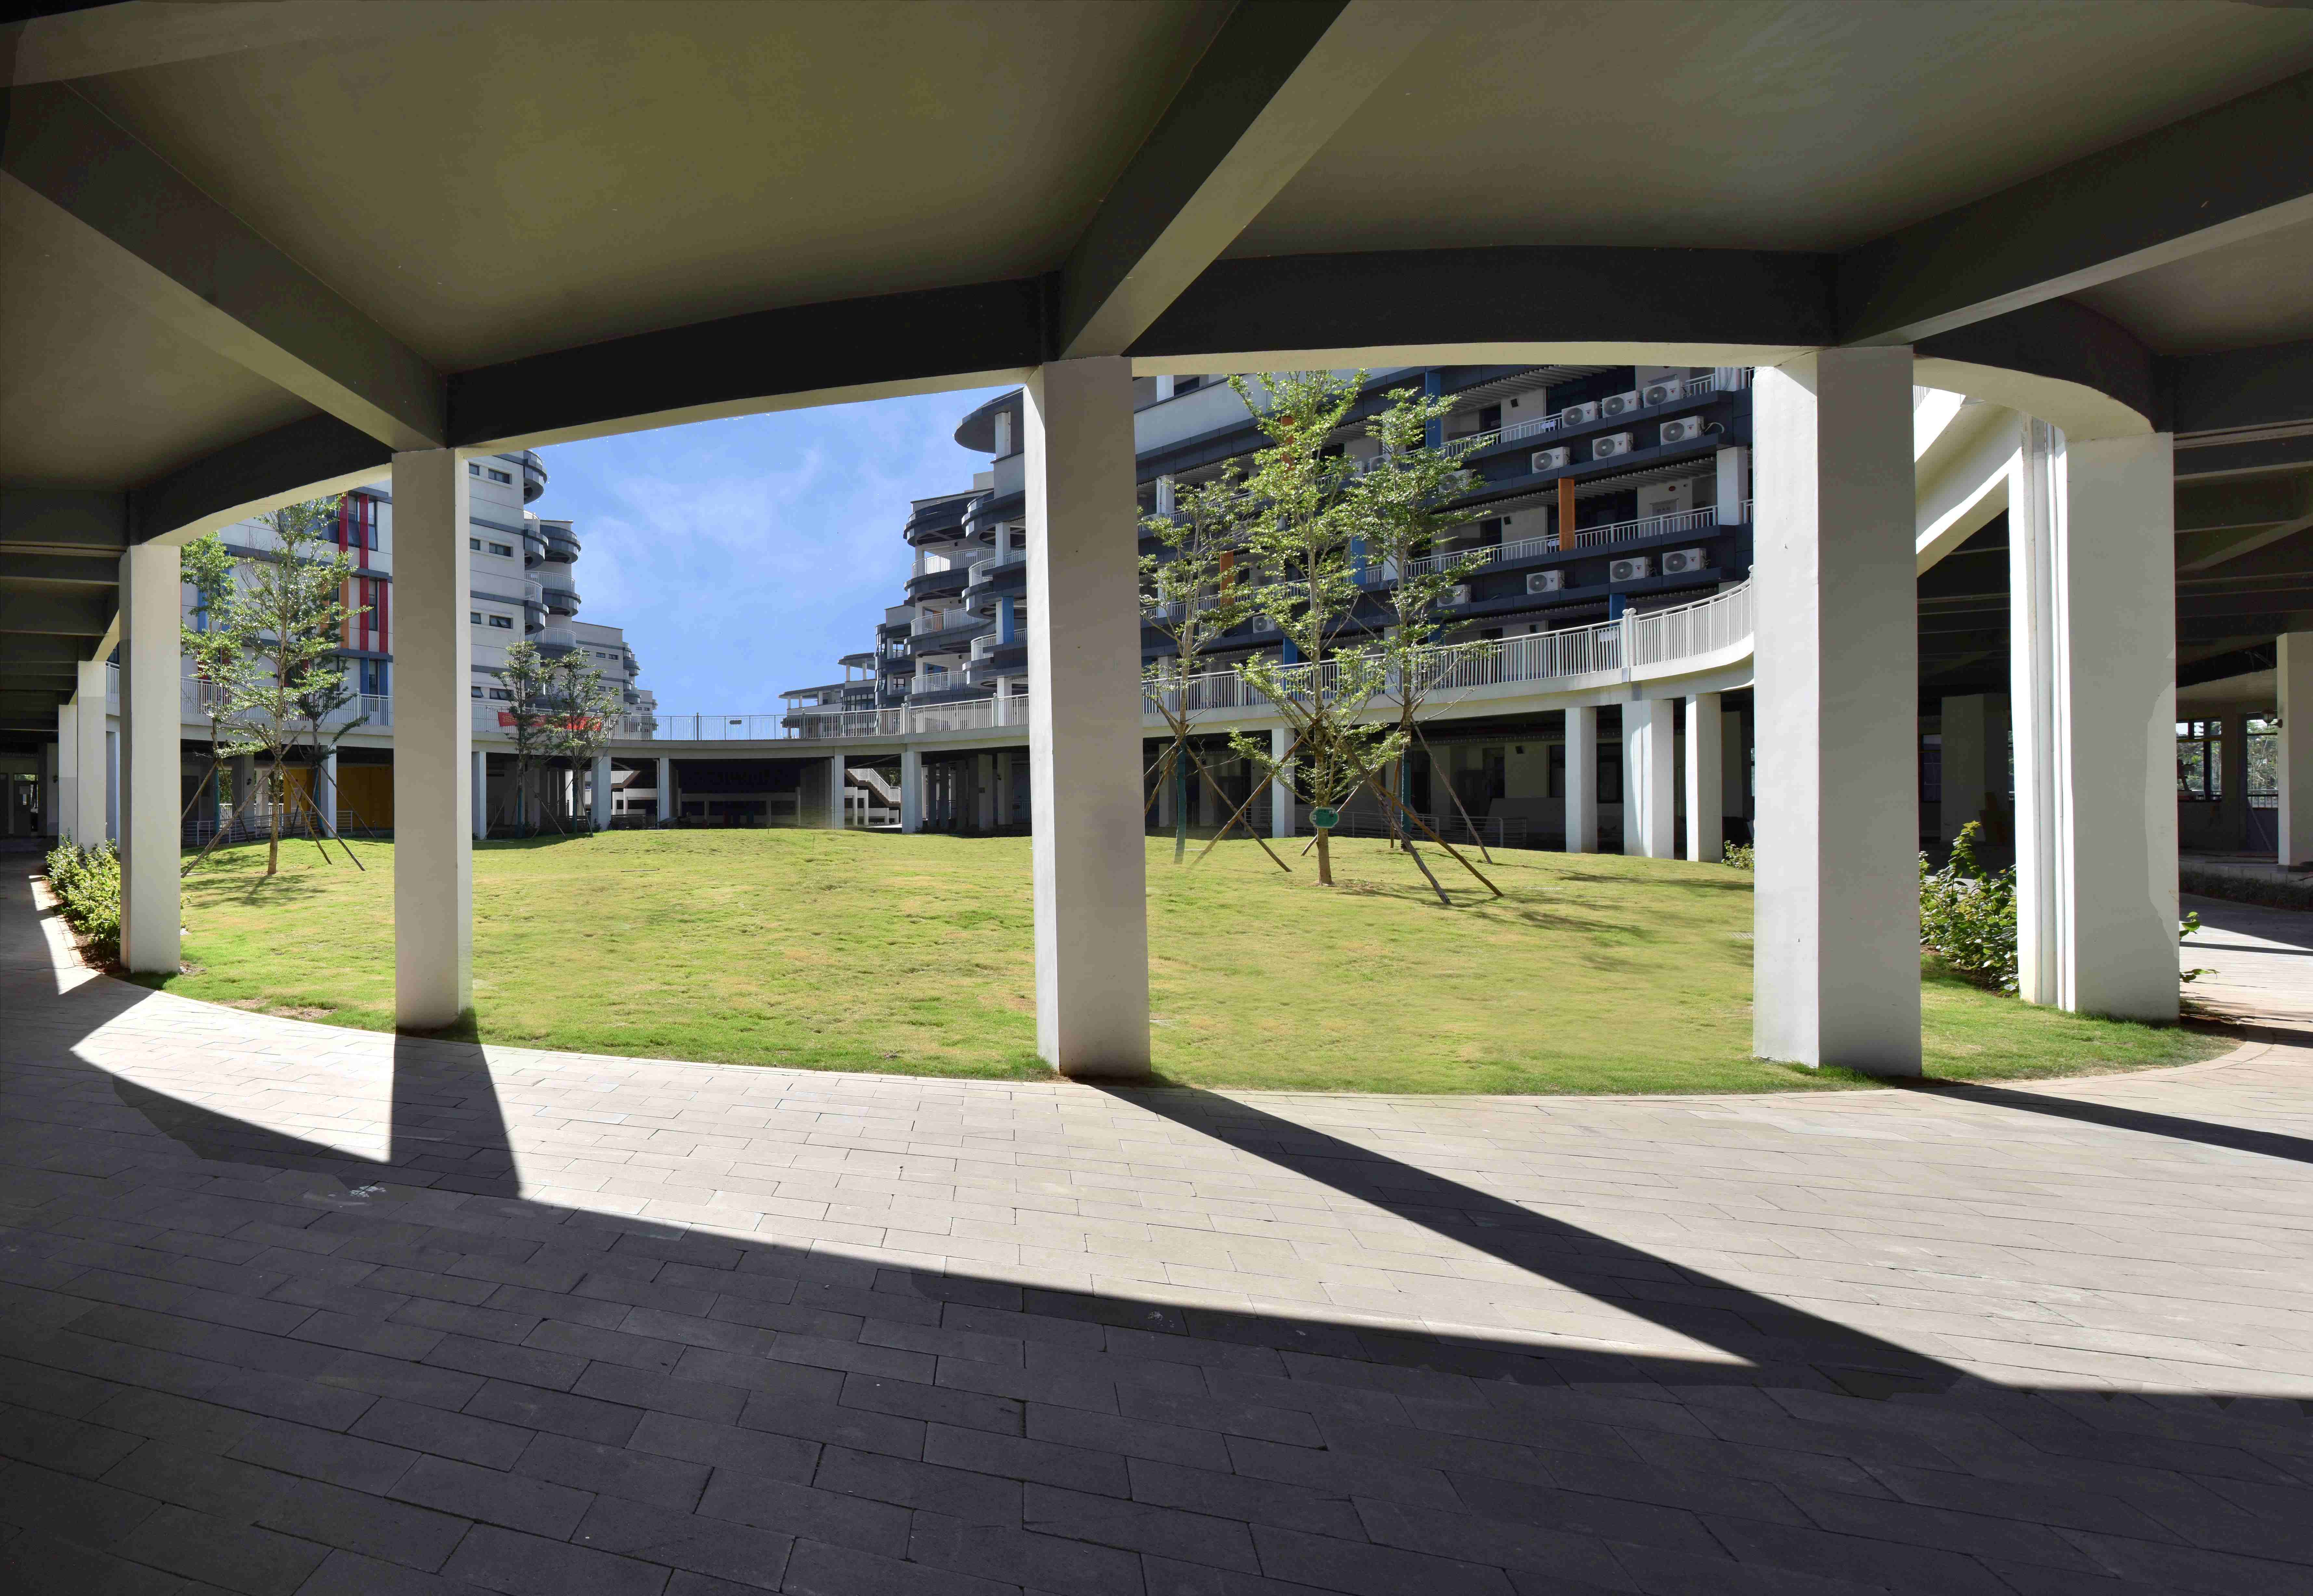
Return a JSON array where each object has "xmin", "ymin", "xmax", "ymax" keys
[
  {"xmin": 1172, "ymin": 747, "xmax": 1188, "ymax": 863},
  {"xmin": 266, "ymin": 768, "xmax": 280, "ymax": 876},
  {"xmin": 1315, "ymin": 826, "xmax": 1333, "ymax": 886}
]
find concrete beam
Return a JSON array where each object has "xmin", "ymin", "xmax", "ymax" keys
[
  {"xmin": 0, "ymin": 589, "xmax": 111, "ymax": 636},
  {"xmin": 0, "ymin": 487, "xmax": 128, "ymax": 555},
  {"xmin": 5, "ymin": 2, "xmax": 456, "ymax": 87},
  {"xmin": 0, "ymin": 552, "xmax": 122, "ymax": 587},
  {"xmin": 1057, "ymin": 0, "xmax": 1436, "ymax": 358},
  {"xmin": 1841, "ymin": 69, "xmax": 2313, "ymax": 345},
  {"xmin": 1, "ymin": 84, "xmax": 443, "ymax": 449}
]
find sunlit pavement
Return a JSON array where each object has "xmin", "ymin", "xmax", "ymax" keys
[{"xmin": 8, "ymin": 862, "xmax": 2313, "ymax": 1594}]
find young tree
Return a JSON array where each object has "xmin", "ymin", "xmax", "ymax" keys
[
  {"xmin": 1221, "ymin": 370, "xmax": 1406, "ymax": 887},
  {"xmin": 1140, "ymin": 465, "xmax": 1256, "ymax": 863},
  {"xmin": 496, "ymin": 640, "xmax": 558, "ymax": 836},
  {"xmin": 1353, "ymin": 385, "xmax": 1495, "ymax": 858},
  {"xmin": 179, "ymin": 533, "xmax": 245, "ymax": 839},
  {"xmin": 549, "ymin": 650, "xmax": 625, "ymax": 834},
  {"xmin": 182, "ymin": 498, "xmax": 361, "ymax": 875}
]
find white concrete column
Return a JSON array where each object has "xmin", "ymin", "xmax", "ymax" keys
[
  {"xmin": 2010, "ymin": 425, "xmax": 2179, "ymax": 1020},
  {"xmin": 2282, "ymin": 636, "xmax": 2313, "ymax": 867},
  {"xmin": 974, "ymin": 753, "xmax": 994, "ymax": 831},
  {"xmin": 1938, "ymin": 695, "xmax": 1988, "ymax": 851},
  {"xmin": 72, "ymin": 661, "xmax": 107, "ymax": 844},
  {"xmin": 319, "ymin": 750, "xmax": 339, "ymax": 835},
  {"xmin": 655, "ymin": 755, "xmax": 673, "ymax": 825},
  {"xmin": 1716, "ymin": 445, "xmax": 1749, "ymax": 525},
  {"xmin": 105, "ymin": 726, "xmax": 120, "ymax": 842},
  {"xmin": 1156, "ymin": 755, "xmax": 1177, "ymax": 828},
  {"xmin": 471, "ymin": 750, "xmax": 488, "ymax": 840},
  {"xmin": 391, "ymin": 449, "xmax": 473, "ymax": 1029},
  {"xmin": 900, "ymin": 746, "xmax": 923, "ymax": 833},
  {"xmin": 118, "ymin": 542, "xmax": 181, "ymax": 974},
  {"xmin": 1753, "ymin": 348, "xmax": 1921, "ymax": 1073},
  {"xmin": 1565, "ymin": 705, "xmax": 1597, "ymax": 853},
  {"xmin": 56, "ymin": 702, "xmax": 77, "ymax": 843},
  {"xmin": 1685, "ymin": 692, "xmax": 1723, "ymax": 861},
  {"xmin": 1024, "ymin": 356, "xmax": 1150, "ymax": 1077},
  {"xmin": 1626, "ymin": 698, "xmax": 1675, "ymax": 858},
  {"xmin": 592, "ymin": 754, "xmax": 613, "ymax": 831},
  {"xmin": 826, "ymin": 753, "xmax": 846, "ymax": 829},
  {"xmin": 1722, "ymin": 705, "xmax": 1747, "ymax": 834},
  {"xmin": 1269, "ymin": 725, "xmax": 1294, "ymax": 838},
  {"xmin": 38, "ymin": 735, "xmax": 57, "ymax": 837}
]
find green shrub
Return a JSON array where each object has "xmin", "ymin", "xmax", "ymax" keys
[
  {"xmin": 1920, "ymin": 821, "xmax": 2017, "ymax": 991},
  {"xmin": 1722, "ymin": 841, "xmax": 1754, "ymax": 870},
  {"xmin": 43, "ymin": 840, "xmax": 122, "ymax": 964}
]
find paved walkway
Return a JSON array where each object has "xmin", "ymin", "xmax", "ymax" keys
[
  {"xmin": 8, "ymin": 865, "xmax": 2313, "ymax": 1594},
  {"xmin": 2184, "ymin": 892, "xmax": 2313, "ymax": 1027}
]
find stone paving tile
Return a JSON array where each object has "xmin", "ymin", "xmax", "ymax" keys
[{"xmin": 11, "ymin": 863, "xmax": 2313, "ymax": 1592}]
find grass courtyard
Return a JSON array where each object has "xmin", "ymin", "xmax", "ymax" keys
[{"xmin": 133, "ymin": 830, "xmax": 2227, "ymax": 1094}]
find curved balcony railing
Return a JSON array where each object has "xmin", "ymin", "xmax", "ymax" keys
[
  {"xmin": 1384, "ymin": 501, "xmax": 1755, "ymax": 585},
  {"xmin": 540, "ymin": 584, "xmax": 581, "ymax": 616},
  {"xmin": 909, "ymin": 617, "xmax": 993, "ymax": 654},
  {"xmin": 520, "ymin": 450, "xmax": 547, "ymax": 503},
  {"xmin": 602, "ymin": 582, "xmax": 1752, "ymax": 747},
  {"xmin": 541, "ymin": 524, "xmax": 581, "ymax": 562},
  {"xmin": 966, "ymin": 547, "xmax": 1027, "ymax": 586}
]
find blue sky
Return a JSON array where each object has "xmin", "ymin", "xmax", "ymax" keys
[{"xmin": 529, "ymin": 385, "xmax": 1010, "ymax": 710}]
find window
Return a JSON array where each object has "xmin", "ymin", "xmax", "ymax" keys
[
  {"xmin": 470, "ymin": 611, "xmax": 483, "ymax": 624},
  {"xmin": 488, "ymin": 689, "xmax": 513, "ymax": 701},
  {"xmin": 488, "ymin": 469, "xmax": 513, "ymax": 484},
  {"xmin": 469, "ymin": 537, "xmax": 482, "ymax": 550},
  {"xmin": 489, "ymin": 541, "xmax": 514, "ymax": 558},
  {"xmin": 2177, "ymin": 720, "xmax": 2221, "ymax": 801},
  {"xmin": 471, "ymin": 686, "xmax": 483, "ymax": 699},
  {"xmin": 488, "ymin": 614, "xmax": 514, "ymax": 629},
  {"xmin": 468, "ymin": 462, "xmax": 481, "ymax": 476}
]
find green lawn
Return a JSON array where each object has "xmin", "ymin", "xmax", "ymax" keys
[{"xmin": 133, "ymin": 830, "xmax": 2229, "ymax": 1094}]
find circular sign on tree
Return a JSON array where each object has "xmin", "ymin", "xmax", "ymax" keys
[{"xmin": 1310, "ymin": 806, "xmax": 1340, "ymax": 830}]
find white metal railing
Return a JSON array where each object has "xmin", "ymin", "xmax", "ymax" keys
[
  {"xmin": 601, "ymin": 582, "xmax": 1752, "ymax": 747},
  {"xmin": 1148, "ymin": 579, "xmax": 1752, "ymax": 717},
  {"xmin": 1439, "ymin": 368, "xmax": 1752, "ymax": 461},
  {"xmin": 1387, "ymin": 499, "xmax": 1752, "ymax": 582},
  {"xmin": 968, "ymin": 548, "xmax": 1026, "ymax": 585},
  {"xmin": 1574, "ymin": 505, "xmax": 1721, "ymax": 551}
]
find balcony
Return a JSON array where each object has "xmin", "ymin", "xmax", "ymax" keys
[
  {"xmin": 909, "ymin": 616, "xmax": 993, "ymax": 654},
  {"xmin": 540, "ymin": 582, "xmax": 581, "ymax": 617},
  {"xmin": 1393, "ymin": 500, "xmax": 1753, "ymax": 582},
  {"xmin": 904, "ymin": 565, "xmax": 972, "ymax": 602},
  {"xmin": 540, "ymin": 522, "xmax": 581, "ymax": 562},
  {"xmin": 519, "ymin": 450, "xmax": 547, "ymax": 503},
  {"xmin": 1444, "ymin": 369, "xmax": 1750, "ymax": 461}
]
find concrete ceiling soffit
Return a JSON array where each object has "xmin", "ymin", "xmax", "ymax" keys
[
  {"xmin": 2176, "ymin": 472, "xmax": 2313, "ymax": 571},
  {"xmin": 2168, "ymin": 336, "xmax": 2313, "ymax": 437},
  {"xmin": 2, "ymin": 2, "xmax": 466, "ymax": 88},
  {"xmin": 0, "ymin": 81, "xmax": 445, "ymax": 451},
  {"xmin": 1056, "ymin": 0, "xmax": 1440, "ymax": 360},
  {"xmin": 1839, "ymin": 67, "xmax": 2313, "ymax": 347}
]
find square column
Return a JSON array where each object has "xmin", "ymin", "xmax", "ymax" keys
[
  {"xmin": 1938, "ymin": 694, "xmax": 1989, "ymax": 851},
  {"xmin": 2011, "ymin": 425, "xmax": 2179, "ymax": 1020},
  {"xmin": 1024, "ymin": 356, "xmax": 1149, "ymax": 1078},
  {"xmin": 56, "ymin": 702, "xmax": 77, "ymax": 843},
  {"xmin": 72, "ymin": 661, "xmax": 108, "ymax": 843},
  {"xmin": 391, "ymin": 450, "xmax": 473, "ymax": 1029},
  {"xmin": 1753, "ymin": 348, "xmax": 1920, "ymax": 1074},
  {"xmin": 900, "ymin": 746, "xmax": 923, "ymax": 832},
  {"xmin": 974, "ymin": 753, "xmax": 995, "ymax": 831},
  {"xmin": 1685, "ymin": 692, "xmax": 1723, "ymax": 861},
  {"xmin": 2282, "ymin": 636, "xmax": 2313, "ymax": 866},
  {"xmin": 826, "ymin": 754, "xmax": 846, "ymax": 829},
  {"xmin": 655, "ymin": 755, "xmax": 673, "ymax": 826},
  {"xmin": 1626, "ymin": 698, "xmax": 1675, "ymax": 858},
  {"xmin": 319, "ymin": 750, "xmax": 339, "ymax": 835},
  {"xmin": 472, "ymin": 750, "xmax": 488, "ymax": 839},
  {"xmin": 1269, "ymin": 726, "xmax": 1294, "ymax": 837},
  {"xmin": 592, "ymin": 754, "xmax": 613, "ymax": 831},
  {"xmin": 106, "ymin": 725, "xmax": 120, "ymax": 842},
  {"xmin": 2218, "ymin": 708, "xmax": 2252, "ymax": 851},
  {"xmin": 1565, "ymin": 705, "xmax": 1597, "ymax": 853},
  {"xmin": 118, "ymin": 541, "xmax": 181, "ymax": 974}
]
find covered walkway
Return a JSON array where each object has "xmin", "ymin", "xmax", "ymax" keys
[{"xmin": 10, "ymin": 865, "xmax": 2313, "ymax": 1593}]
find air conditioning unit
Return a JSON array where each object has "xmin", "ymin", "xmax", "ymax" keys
[
  {"xmin": 1530, "ymin": 446, "xmax": 1570, "ymax": 472},
  {"xmin": 1250, "ymin": 614, "xmax": 1277, "ymax": 633},
  {"xmin": 1525, "ymin": 570, "xmax": 1565, "ymax": 595},
  {"xmin": 1600, "ymin": 390, "xmax": 1641, "ymax": 417},
  {"xmin": 1659, "ymin": 417, "xmax": 1707, "ymax": 446},
  {"xmin": 1449, "ymin": 584, "xmax": 1474, "ymax": 606},
  {"xmin": 1641, "ymin": 379, "xmax": 1686, "ymax": 407},
  {"xmin": 1659, "ymin": 547, "xmax": 1711, "ymax": 576},
  {"xmin": 1609, "ymin": 556, "xmax": 1652, "ymax": 583},
  {"xmin": 1557, "ymin": 401, "xmax": 1598, "ymax": 427},
  {"xmin": 1592, "ymin": 432, "xmax": 1634, "ymax": 460}
]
